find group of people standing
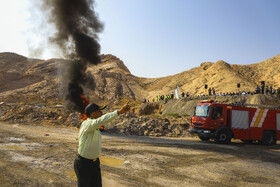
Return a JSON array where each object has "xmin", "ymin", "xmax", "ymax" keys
[
  {"xmin": 154, "ymin": 91, "xmax": 190, "ymax": 102},
  {"xmin": 255, "ymin": 85, "xmax": 280, "ymax": 96},
  {"xmin": 181, "ymin": 92, "xmax": 190, "ymax": 98},
  {"xmin": 207, "ymin": 87, "xmax": 216, "ymax": 96},
  {"xmin": 142, "ymin": 84, "xmax": 280, "ymax": 104},
  {"xmin": 156, "ymin": 94, "xmax": 174, "ymax": 101}
]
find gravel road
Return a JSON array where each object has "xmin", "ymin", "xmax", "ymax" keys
[{"xmin": 0, "ymin": 122, "xmax": 280, "ymax": 187}]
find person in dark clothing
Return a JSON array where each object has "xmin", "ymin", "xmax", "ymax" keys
[
  {"xmin": 181, "ymin": 92, "xmax": 185, "ymax": 97},
  {"xmin": 212, "ymin": 88, "xmax": 216, "ymax": 95},
  {"xmin": 208, "ymin": 88, "xmax": 212, "ymax": 96},
  {"xmin": 265, "ymin": 86, "xmax": 269, "ymax": 95},
  {"xmin": 255, "ymin": 85, "xmax": 260, "ymax": 94},
  {"xmin": 171, "ymin": 92, "xmax": 174, "ymax": 99}
]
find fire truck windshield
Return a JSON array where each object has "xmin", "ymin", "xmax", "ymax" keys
[{"xmin": 195, "ymin": 105, "xmax": 211, "ymax": 117}]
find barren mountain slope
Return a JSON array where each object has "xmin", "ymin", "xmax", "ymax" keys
[
  {"xmin": 232, "ymin": 54, "xmax": 280, "ymax": 87},
  {"xmin": 87, "ymin": 54, "xmax": 148, "ymax": 104},
  {"xmin": 0, "ymin": 53, "xmax": 41, "ymax": 93},
  {"xmin": 0, "ymin": 53, "xmax": 147, "ymax": 105},
  {"xmin": 0, "ymin": 53, "xmax": 63, "ymax": 104},
  {"xmin": 142, "ymin": 54, "xmax": 280, "ymax": 101},
  {"xmin": 1, "ymin": 52, "xmax": 280, "ymax": 105}
]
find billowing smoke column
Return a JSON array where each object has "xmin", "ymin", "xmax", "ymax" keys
[{"xmin": 41, "ymin": 0, "xmax": 103, "ymax": 113}]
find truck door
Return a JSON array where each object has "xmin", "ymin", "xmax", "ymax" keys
[{"xmin": 210, "ymin": 106, "xmax": 225, "ymax": 128}]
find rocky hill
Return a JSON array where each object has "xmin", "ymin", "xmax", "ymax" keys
[
  {"xmin": 1, "ymin": 52, "xmax": 280, "ymax": 137},
  {"xmin": 1, "ymin": 52, "xmax": 280, "ymax": 105},
  {"xmin": 143, "ymin": 54, "xmax": 280, "ymax": 101},
  {"xmin": 0, "ymin": 53, "xmax": 141, "ymax": 105}
]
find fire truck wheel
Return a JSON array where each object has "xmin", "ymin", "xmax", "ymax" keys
[
  {"xmin": 199, "ymin": 136, "xmax": 210, "ymax": 141},
  {"xmin": 262, "ymin": 131, "xmax": 276, "ymax": 145},
  {"xmin": 215, "ymin": 130, "xmax": 231, "ymax": 144}
]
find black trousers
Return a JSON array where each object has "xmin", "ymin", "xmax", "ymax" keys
[{"xmin": 74, "ymin": 155, "xmax": 102, "ymax": 187}]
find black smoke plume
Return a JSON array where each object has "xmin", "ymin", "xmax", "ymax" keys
[{"xmin": 41, "ymin": 0, "xmax": 103, "ymax": 113}]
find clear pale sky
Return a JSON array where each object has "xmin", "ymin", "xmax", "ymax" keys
[{"xmin": 0, "ymin": 0, "xmax": 280, "ymax": 78}]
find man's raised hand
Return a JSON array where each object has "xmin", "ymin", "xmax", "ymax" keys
[{"xmin": 118, "ymin": 101, "xmax": 131, "ymax": 114}]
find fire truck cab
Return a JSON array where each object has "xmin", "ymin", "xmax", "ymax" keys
[{"xmin": 190, "ymin": 100, "xmax": 280, "ymax": 145}]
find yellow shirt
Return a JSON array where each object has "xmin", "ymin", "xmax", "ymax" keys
[{"xmin": 78, "ymin": 111, "xmax": 118, "ymax": 159}]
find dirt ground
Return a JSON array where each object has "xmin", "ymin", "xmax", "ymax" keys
[{"xmin": 0, "ymin": 122, "xmax": 280, "ymax": 187}]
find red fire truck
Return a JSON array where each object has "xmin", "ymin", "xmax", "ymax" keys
[{"xmin": 190, "ymin": 100, "xmax": 280, "ymax": 145}]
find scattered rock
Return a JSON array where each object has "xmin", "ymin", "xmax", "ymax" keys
[
  {"xmin": 105, "ymin": 112, "xmax": 190, "ymax": 137},
  {"xmin": 138, "ymin": 103, "xmax": 163, "ymax": 115}
]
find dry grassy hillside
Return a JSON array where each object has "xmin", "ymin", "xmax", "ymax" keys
[
  {"xmin": 87, "ymin": 54, "xmax": 148, "ymax": 104},
  {"xmin": 142, "ymin": 54, "xmax": 280, "ymax": 101},
  {"xmin": 1, "ymin": 52, "xmax": 280, "ymax": 106},
  {"xmin": 232, "ymin": 54, "xmax": 280, "ymax": 88},
  {"xmin": 0, "ymin": 53, "xmax": 148, "ymax": 106}
]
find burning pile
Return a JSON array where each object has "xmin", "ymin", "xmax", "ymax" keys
[{"xmin": 40, "ymin": 0, "xmax": 104, "ymax": 117}]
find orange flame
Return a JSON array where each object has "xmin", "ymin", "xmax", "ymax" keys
[
  {"xmin": 80, "ymin": 94, "xmax": 91, "ymax": 121},
  {"xmin": 79, "ymin": 94, "xmax": 104, "ymax": 131},
  {"xmin": 81, "ymin": 113, "xmax": 88, "ymax": 121},
  {"xmin": 80, "ymin": 94, "xmax": 91, "ymax": 106}
]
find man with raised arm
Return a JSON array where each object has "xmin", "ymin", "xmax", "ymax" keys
[{"xmin": 74, "ymin": 101, "xmax": 130, "ymax": 187}]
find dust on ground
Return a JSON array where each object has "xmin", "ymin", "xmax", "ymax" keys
[{"xmin": 0, "ymin": 122, "xmax": 280, "ymax": 187}]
